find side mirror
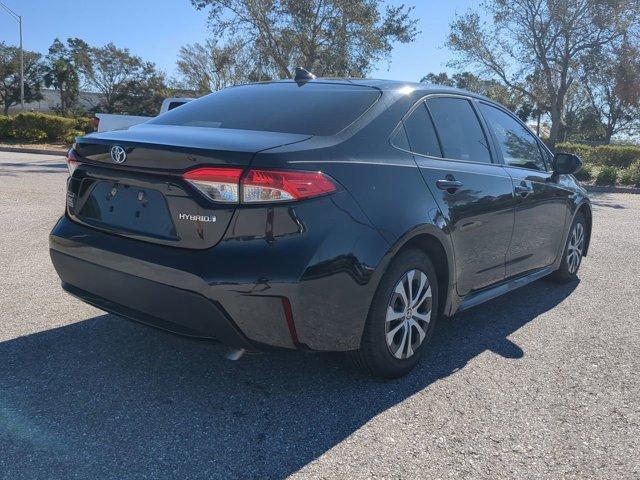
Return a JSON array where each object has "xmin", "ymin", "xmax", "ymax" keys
[{"xmin": 553, "ymin": 152, "xmax": 583, "ymax": 175}]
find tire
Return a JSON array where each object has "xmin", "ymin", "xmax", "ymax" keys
[
  {"xmin": 349, "ymin": 249, "xmax": 439, "ymax": 378},
  {"xmin": 551, "ymin": 212, "xmax": 587, "ymax": 284}
]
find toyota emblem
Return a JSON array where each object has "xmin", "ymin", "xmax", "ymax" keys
[{"xmin": 110, "ymin": 145, "xmax": 127, "ymax": 164}]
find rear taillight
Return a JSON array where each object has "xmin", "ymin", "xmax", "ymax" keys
[
  {"xmin": 243, "ymin": 169, "xmax": 337, "ymax": 203},
  {"xmin": 182, "ymin": 167, "xmax": 337, "ymax": 204},
  {"xmin": 67, "ymin": 148, "xmax": 80, "ymax": 176},
  {"xmin": 183, "ymin": 167, "xmax": 243, "ymax": 203}
]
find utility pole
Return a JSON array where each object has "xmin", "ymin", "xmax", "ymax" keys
[
  {"xmin": 0, "ymin": 1, "xmax": 24, "ymax": 110},
  {"xmin": 19, "ymin": 13, "xmax": 23, "ymax": 110}
]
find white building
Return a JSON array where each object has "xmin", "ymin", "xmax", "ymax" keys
[{"xmin": 8, "ymin": 88, "xmax": 103, "ymax": 114}]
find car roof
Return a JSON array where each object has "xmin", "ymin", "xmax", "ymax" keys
[{"xmin": 256, "ymin": 77, "xmax": 494, "ymax": 103}]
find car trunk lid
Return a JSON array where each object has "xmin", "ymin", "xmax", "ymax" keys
[
  {"xmin": 68, "ymin": 125, "xmax": 311, "ymax": 249},
  {"xmin": 74, "ymin": 124, "xmax": 311, "ymax": 170}
]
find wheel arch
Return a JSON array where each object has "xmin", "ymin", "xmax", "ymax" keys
[{"xmin": 382, "ymin": 227, "xmax": 456, "ymax": 321}]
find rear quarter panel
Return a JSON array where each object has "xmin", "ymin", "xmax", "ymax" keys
[{"xmin": 250, "ymin": 99, "xmax": 455, "ymax": 346}]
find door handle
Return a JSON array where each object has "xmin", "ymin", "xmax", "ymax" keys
[
  {"xmin": 514, "ymin": 184, "xmax": 533, "ymax": 197},
  {"xmin": 436, "ymin": 179, "xmax": 463, "ymax": 193}
]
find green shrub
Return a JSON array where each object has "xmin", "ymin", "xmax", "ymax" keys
[
  {"xmin": 20, "ymin": 128, "xmax": 48, "ymax": 142},
  {"xmin": 556, "ymin": 142, "xmax": 640, "ymax": 169},
  {"xmin": 12, "ymin": 112, "xmax": 76, "ymax": 142},
  {"xmin": 619, "ymin": 160, "xmax": 640, "ymax": 187},
  {"xmin": 0, "ymin": 116, "xmax": 12, "ymax": 138},
  {"xmin": 593, "ymin": 145, "xmax": 640, "ymax": 168},
  {"xmin": 555, "ymin": 142, "xmax": 595, "ymax": 163},
  {"xmin": 595, "ymin": 166, "xmax": 618, "ymax": 185},
  {"xmin": 619, "ymin": 168, "xmax": 633, "ymax": 185},
  {"xmin": 63, "ymin": 129, "xmax": 85, "ymax": 145},
  {"xmin": 0, "ymin": 112, "xmax": 88, "ymax": 143},
  {"xmin": 573, "ymin": 163, "xmax": 592, "ymax": 182},
  {"xmin": 73, "ymin": 116, "xmax": 95, "ymax": 134}
]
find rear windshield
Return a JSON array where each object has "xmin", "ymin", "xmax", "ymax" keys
[{"xmin": 148, "ymin": 82, "xmax": 381, "ymax": 136}]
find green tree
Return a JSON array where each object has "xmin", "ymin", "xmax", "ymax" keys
[
  {"xmin": 0, "ymin": 42, "xmax": 45, "ymax": 115},
  {"xmin": 44, "ymin": 38, "xmax": 80, "ymax": 116},
  {"xmin": 176, "ymin": 39, "xmax": 256, "ymax": 94},
  {"xmin": 420, "ymin": 71, "xmax": 531, "ymax": 121},
  {"xmin": 117, "ymin": 64, "xmax": 169, "ymax": 116},
  {"xmin": 582, "ymin": 37, "xmax": 640, "ymax": 142},
  {"xmin": 562, "ymin": 83, "xmax": 607, "ymax": 142},
  {"xmin": 190, "ymin": 0, "xmax": 419, "ymax": 78},
  {"xmin": 420, "ymin": 72, "xmax": 453, "ymax": 86},
  {"xmin": 78, "ymin": 43, "xmax": 168, "ymax": 115},
  {"xmin": 447, "ymin": 0, "xmax": 637, "ymax": 147}
]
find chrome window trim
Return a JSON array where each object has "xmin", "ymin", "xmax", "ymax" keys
[{"xmin": 389, "ymin": 92, "xmax": 500, "ymax": 167}]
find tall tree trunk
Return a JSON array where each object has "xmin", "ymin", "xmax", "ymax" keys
[
  {"xmin": 548, "ymin": 87, "xmax": 568, "ymax": 148},
  {"xmin": 60, "ymin": 87, "xmax": 67, "ymax": 116},
  {"xmin": 604, "ymin": 127, "xmax": 614, "ymax": 144},
  {"xmin": 548, "ymin": 105, "xmax": 562, "ymax": 148},
  {"xmin": 603, "ymin": 114, "xmax": 617, "ymax": 144}
]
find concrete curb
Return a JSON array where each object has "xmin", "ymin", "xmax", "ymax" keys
[
  {"xmin": 0, "ymin": 145, "xmax": 67, "ymax": 156},
  {"xmin": 585, "ymin": 185, "xmax": 640, "ymax": 194}
]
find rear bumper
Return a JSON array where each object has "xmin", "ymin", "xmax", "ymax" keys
[
  {"xmin": 52, "ymin": 250, "xmax": 255, "ymax": 349},
  {"xmin": 49, "ymin": 217, "xmax": 296, "ymax": 350},
  {"xmin": 49, "ymin": 192, "xmax": 389, "ymax": 351}
]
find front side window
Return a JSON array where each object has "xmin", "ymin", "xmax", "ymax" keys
[
  {"xmin": 542, "ymin": 146, "xmax": 554, "ymax": 170},
  {"xmin": 479, "ymin": 103, "xmax": 546, "ymax": 171},
  {"xmin": 426, "ymin": 97, "xmax": 491, "ymax": 163}
]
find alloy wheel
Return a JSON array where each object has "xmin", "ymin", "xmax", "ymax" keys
[
  {"xmin": 385, "ymin": 269, "xmax": 433, "ymax": 359},
  {"xmin": 567, "ymin": 222, "xmax": 585, "ymax": 274}
]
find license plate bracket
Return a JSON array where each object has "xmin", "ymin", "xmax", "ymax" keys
[{"xmin": 77, "ymin": 181, "xmax": 178, "ymax": 240}]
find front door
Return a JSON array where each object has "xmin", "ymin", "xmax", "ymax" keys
[{"xmin": 478, "ymin": 102, "xmax": 569, "ymax": 277}]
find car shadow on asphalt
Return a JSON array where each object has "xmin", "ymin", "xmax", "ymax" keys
[
  {"xmin": 0, "ymin": 278, "xmax": 578, "ymax": 479},
  {"xmin": 591, "ymin": 201, "xmax": 625, "ymax": 209}
]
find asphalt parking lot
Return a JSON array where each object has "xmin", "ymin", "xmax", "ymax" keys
[{"xmin": 0, "ymin": 150, "xmax": 638, "ymax": 479}]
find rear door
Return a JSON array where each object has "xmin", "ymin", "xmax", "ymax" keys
[
  {"xmin": 478, "ymin": 102, "xmax": 569, "ymax": 277},
  {"xmin": 401, "ymin": 95, "xmax": 516, "ymax": 296}
]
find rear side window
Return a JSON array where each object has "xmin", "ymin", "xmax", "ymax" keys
[
  {"xmin": 402, "ymin": 102, "xmax": 442, "ymax": 157},
  {"xmin": 391, "ymin": 125, "xmax": 410, "ymax": 150},
  {"xmin": 167, "ymin": 101, "xmax": 187, "ymax": 111},
  {"xmin": 479, "ymin": 103, "xmax": 546, "ymax": 171},
  {"xmin": 426, "ymin": 97, "xmax": 491, "ymax": 163},
  {"xmin": 149, "ymin": 82, "xmax": 381, "ymax": 136}
]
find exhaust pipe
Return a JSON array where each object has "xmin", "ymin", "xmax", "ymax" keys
[{"xmin": 225, "ymin": 348, "xmax": 246, "ymax": 361}]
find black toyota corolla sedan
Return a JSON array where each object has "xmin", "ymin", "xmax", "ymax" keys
[{"xmin": 50, "ymin": 75, "xmax": 591, "ymax": 378}]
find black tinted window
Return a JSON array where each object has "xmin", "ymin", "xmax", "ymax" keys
[
  {"xmin": 480, "ymin": 103, "xmax": 546, "ymax": 171},
  {"xmin": 150, "ymin": 82, "xmax": 380, "ymax": 136},
  {"xmin": 541, "ymin": 145, "xmax": 553, "ymax": 170},
  {"xmin": 167, "ymin": 101, "xmax": 187, "ymax": 111},
  {"xmin": 426, "ymin": 97, "xmax": 491, "ymax": 163},
  {"xmin": 402, "ymin": 102, "xmax": 442, "ymax": 157},
  {"xmin": 391, "ymin": 125, "xmax": 410, "ymax": 150}
]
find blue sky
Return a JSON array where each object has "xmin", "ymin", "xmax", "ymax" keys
[{"xmin": 1, "ymin": 0, "xmax": 475, "ymax": 83}]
